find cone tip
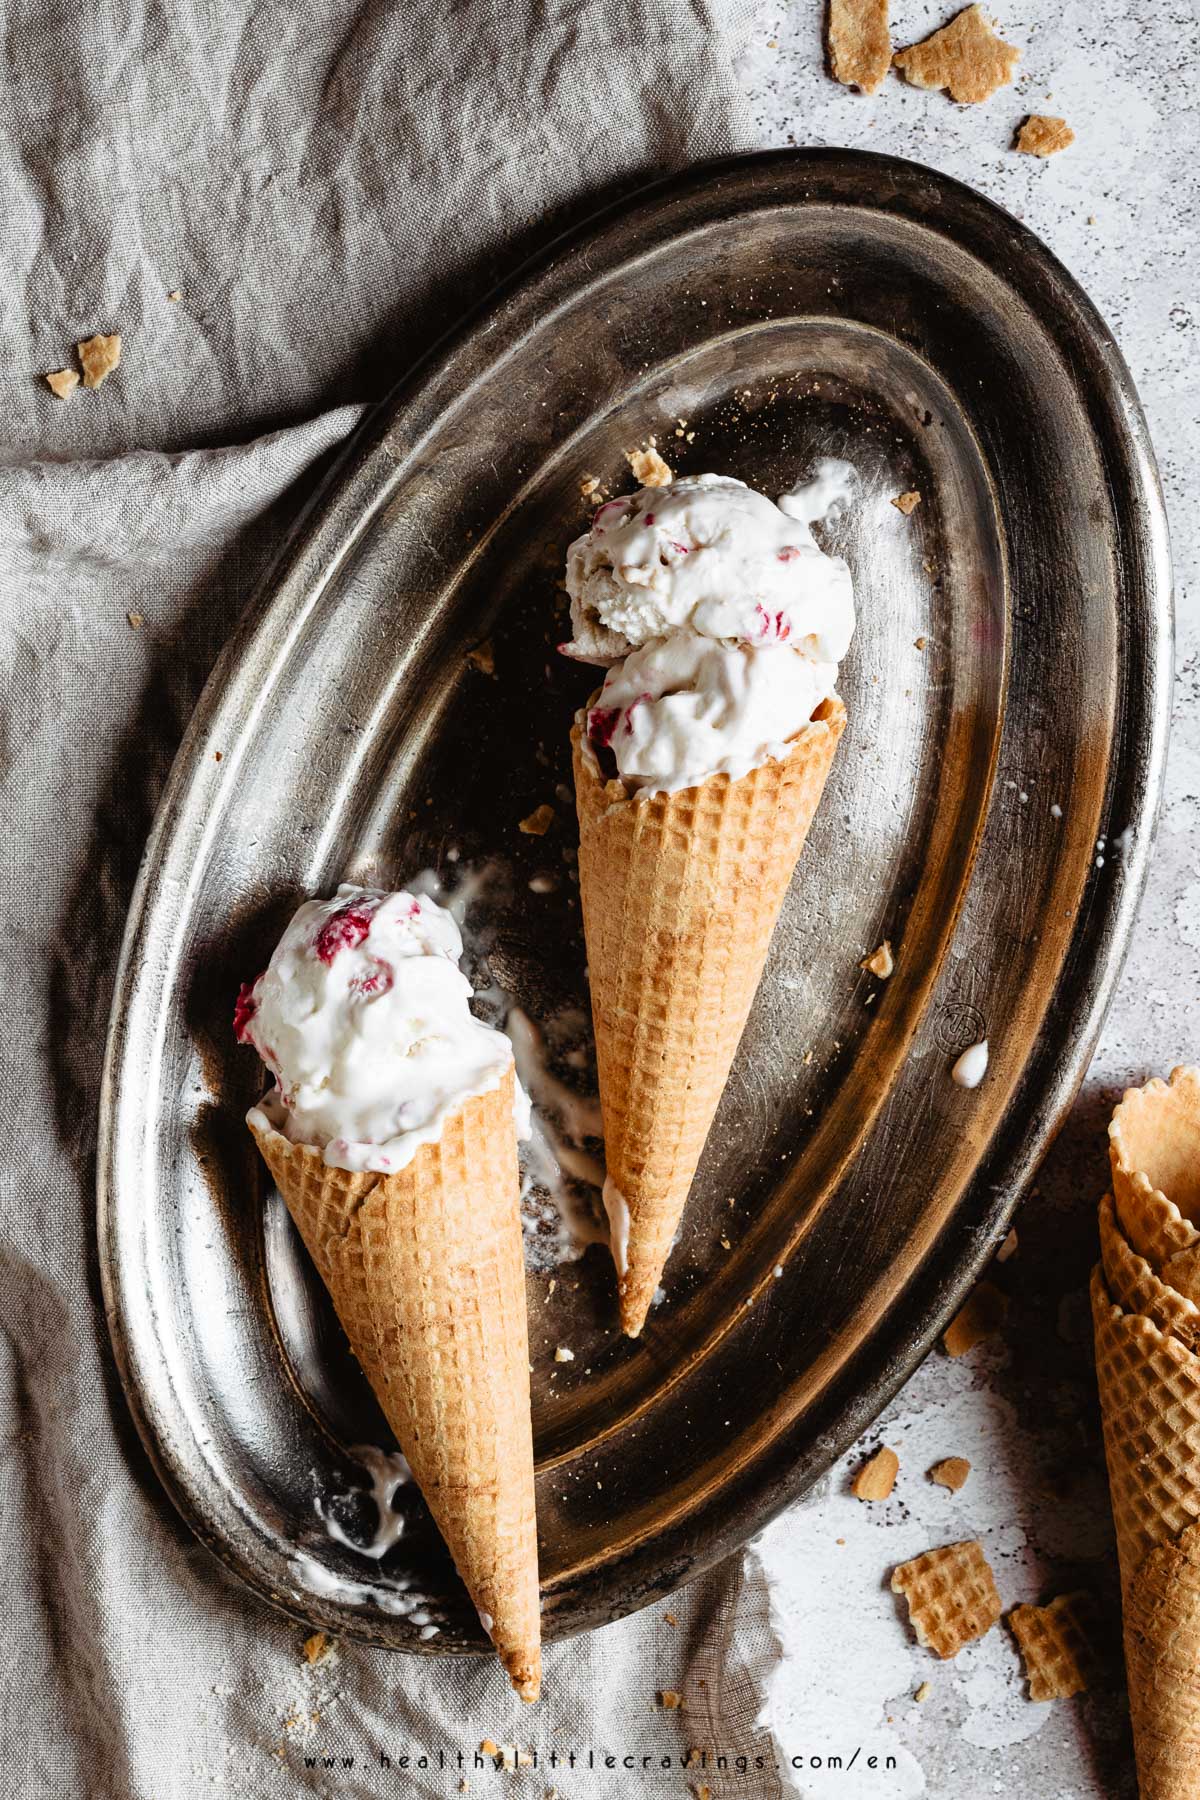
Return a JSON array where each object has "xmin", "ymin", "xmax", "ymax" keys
[{"xmin": 504, "ymin": 1649, "xmax": 542, "ymax": 1702}]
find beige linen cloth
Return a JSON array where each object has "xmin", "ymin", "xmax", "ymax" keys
[{"xmin": 0, "ymin": 2, "xmax": 791, "ymax": 1794}]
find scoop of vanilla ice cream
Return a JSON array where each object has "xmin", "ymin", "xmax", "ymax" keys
[
  {"xmin": 238, "ymin": 884, "xmax": 525, "ymax": 1173},
  {"xmin": 583, "ymin": 635, "xmax": 837, "ymax": 794},
  {"xmin": 563, "ymin": 471, "xmax": 855, "ymax": 665}
]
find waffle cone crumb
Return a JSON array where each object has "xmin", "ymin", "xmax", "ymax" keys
[
  {"xmin": 827, "ymin": 0, "xmax": 891, "ymax": 95},
  {"xmin": 1007, "ymin": 1592, "xmax": 1102, "ymax": 1700},
  {"xmin": 861, "ymin": 940, "xmax": 894, "ymax": 978},
  {"xmin": 853, "ymin": 1445, "xmax": 900, "ymax": 1500},
  {"xmin": 891, "ymin": 1540, "xmax": 1002, "ymax": 1658},
  {"xmin": 891, "ymin": 490, "xmax": 921, "ymax": 514},
  {"xmin": 930, "ymin": 1457, "xmax": 971, "ymax": 1492},
  {"xmin": 626, "ymin": 441, "xmax": 673, "ymax": 487},
  {"xmin": 46, "ymin": 368, "xmax": 80, "ymax": 399},
  {"xmin": 943, "ymin": 1279, "xmax": 1008, "ymax": 1356},
  {"xmin": 893, "ymin": 5, "xmax": 1019, "ymax": 104},
  {"xmin": 1016, "ymin": 115, "xmax": 1075, "ymax": 157},
  {"xmin": 78, "ymin": 332, "xmax": 122, "ymax": 389}
]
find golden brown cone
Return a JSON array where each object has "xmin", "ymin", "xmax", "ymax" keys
[
  {"xmin": 1093, "ymin": 1264, "xmax": 1200, "ymax": 1796},
  {"xmin": 572, "ymin": 695, "xmax": 846, "ymax": 1336},
  {"xmin": 1099, "ymin": 1193, "xmax": 1200, "ymax": 1353},
  {"xmin": 1109, "ymin": 1066, "xmax": 1200, "ymax": 1268},
  {"xmin": 249, "ymin": 1073, "xmax": 541, "ymax": 1701}
]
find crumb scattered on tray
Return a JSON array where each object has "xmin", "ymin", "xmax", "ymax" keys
[
  {"xmin": 78, "ymin": 331, "xmax": 122, "ymax": 389},
  {"xmin": 891, "ymin": 1540, "xmax": 1002, "ymax": 1658},
  {"xmin": 943, "ymin": 1278, "xmax": 1008, "ymax": 1356},
  {"xmin": 1008, "ymin": 1592, "xmax": 1101, "ymax": 1700},
  {"xmin": 466, "ymin": 640, "xmax": 495, "ymax": 676},
  {"xmin": 579, "ymin": 474, "xmax": 606, "ymax": 501},
  {"xmin": 1016, "ymin": 114, "xmax": 1075, "ymax": 157},
  {"xmin": 519, "ymin": 803, "xmax": 556, "ymax": 836},
  {"xmin": 892, "ymin": 490, "xmax": 922, "ymax": 514},
  {"xmin": 554, "ymin": 1345, "xmax": 575, "ymax": 1363},
  {"xmin": 914, "ymin": 1680, "xmax": 932, "ymax": 1702},
  {"xmin": 627, "ymin": 440, "xmax": 673, "ymax": 487},
  {"xmin": 997, "ymin": 1227, "xmax": 1019, "ymax": 1262},
  {"xmin": 853, "ymin": 1445, "xmax": 900, "ymax": 1501},
  {"xmin": 930, "ymin": 1456, "xmax": 971, "ymax": 1492},
  {"xmin": 301, "ymin": 1632, "xmax": 329, "ymax": 1665},
  {"xmin": 658, "ymin": 1689, "xmax": 683, "ymax": 1709},
  {"xmin": 861, "ymin": 940, "xmax": 895, "ymax": 978},
  {"xmin": 893, "ymin": 5, "xmax": 1019, "ymax": 104},
  {"xmin": 827, "ymin": 0, "xmax": 891, "ymax": 96},
  {"xmin": 46, "ymin": 368, "xmax": 80, "ymax": 399}
]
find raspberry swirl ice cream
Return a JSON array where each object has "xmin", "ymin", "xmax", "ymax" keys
[
  {"xmin": 238, "ymin": 884, "xmax": 527, "ymax": 1173},
  {"xmin": 562, "ymin": 466, "xmax": 856, "ymax": 795}
]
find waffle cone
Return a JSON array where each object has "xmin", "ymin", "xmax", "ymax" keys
[
  {"xmin": 1099, "ymin": 1193, "xmax": 1200, "ymax": 1354},
  {"xmin": 1093, "ymin": 1263, "xmax": 1200, "ymax": 1795},
  {"xmin": 572, "ymin": 695, "xmax": 846, "ymax": 1336},
  {"xmin": 249, "ymin": 1073, "xmax": 541, "ymax": 1700},
  {"xmin": 1109, "ymin": 1067, "xmax": 1200, "ymax": 1268}
]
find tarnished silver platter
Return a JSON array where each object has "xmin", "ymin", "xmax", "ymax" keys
[{"xmin": 99, "ymin": 150, "xmax": 1171, "ymax": 1652}]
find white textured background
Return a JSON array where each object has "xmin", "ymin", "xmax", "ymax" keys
[{"xmin": 737, "ymin": 4, "xmax": 1199, "ymax": 1795}]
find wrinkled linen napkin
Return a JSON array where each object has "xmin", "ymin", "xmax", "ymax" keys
[{"xmin": 0, "ymin": 0, "xmax": 800, "ymax": 1794}]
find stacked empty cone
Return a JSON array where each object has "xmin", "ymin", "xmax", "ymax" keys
[{"xmin": 1092, "ymin": 1066, "xmax": 1200, "ymax": 1796}]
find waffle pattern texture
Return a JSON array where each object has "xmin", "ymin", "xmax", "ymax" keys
[
  {"xmin": 889, "ymin": 1539, "xmax": 1002, "ymax": 1660},
  {"xmin": 1008, "ymin": 1592, "xmax": 1101, "ymax": 1702},
  {"xmin": 249, "ymin": 1072, "xmax": 541, "ymax": 1700},
  {"xmin": 572, "ymin": 695, "xmax": 846, "ymax": 1336},
  {"xmin": 1093, "ymin": 1067, "xmax": 1200, "ymax": 1796}
]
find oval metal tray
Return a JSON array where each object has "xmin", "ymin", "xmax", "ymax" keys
[{"xmin": 98, "ymin": 149, "xmax": 1171, "ymax": 1653}]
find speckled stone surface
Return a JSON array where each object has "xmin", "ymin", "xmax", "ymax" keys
[{"xmin": 738, "ymin": 6, "xmax": 1199, "ymax": 1794}]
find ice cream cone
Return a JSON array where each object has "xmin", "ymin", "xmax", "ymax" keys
[
  {"xmin": 1092, "ymin": 1067, "xmax": 1200, "ymax": 1796},
  {"xmin": 572, "ymin": 695, "xmax": 846, "ymax": 1336},
  {"xmin": 249, "ymin": 1072, "xmax": 541, "ymax": 1701}
]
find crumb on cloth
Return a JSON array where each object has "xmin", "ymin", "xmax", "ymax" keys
[
  {"xmin": 929, "ymin": 1456, "xmax": 971, "ymax": 1492},
  {"xmin": 892, "ymin": 490, "xmax": 921, "ymax": 514},
  {"xmin": 46, "ymin": 368, "xmax": 80, "ymax": 399},
  {"xmin": 626, "ymin": 441, "xmax": 673, "ymax": 487},
  {"xmin": 893, "ymin": 5, "xmax": 1020, "ymax": 104},
  {"xmin": 658, "ymin": 1689, "xmax": 683, "ymax": 1709},
  {"xmin": 853, "ymin": 1445, "xmax": 899, "ymax": 1501},
  {"xmin": 519, "ymin": 803, "xmax": 556, "ymax": 836},
  {"xmin": 78, "ymin": 332, "xmax": 122, "ymax": 389},
  {"xmin": 827, "ymin": 0, "xmax": 891, "ymax": 96},
  {"xmin": 1016, "ymin": 115, "xmax": 1075, "ymax": 156},
  {"xmin": 301, "ymin": 1632, "xmax": 329, "ymax": 1665},
  {"xmin": 1008, "ymin": 1592, "xmax": 1101, "ymax": 1700},
  {"xmin": 943, "ymin": 1278, "xmax": 1008, "ymax": 1356},
  {"xmin": 891, "ymin": 1539, "xmax": 1002, "ymax": 1658}
]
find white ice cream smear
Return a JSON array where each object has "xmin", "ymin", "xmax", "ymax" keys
[
  {"xmin": 951, "ymin": 1040, "xmax": 989, "ymax": 1089},
  {"xmin": 316, "ymin": 1445, "xmax": 412, "ymax": 1560},
  {"xmin": 562, "ymin": 467, "xmax": 855, "ymax": 798},
  {"xmin": 507, "ymin": 1008, "xmax": 608, "ymax": 1268},
  {"xmin": 603, "ymin": 1178, "xmax": 630, "ymax": 1278},
  {"xmin": 239, "ymin": 883, "xmax": 527, "ymax": 1173}
]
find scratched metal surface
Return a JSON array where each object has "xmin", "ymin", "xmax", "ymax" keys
[{"xmin": 97, "ymin": 150, "xmax": 1171, "ymax": 1654}]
